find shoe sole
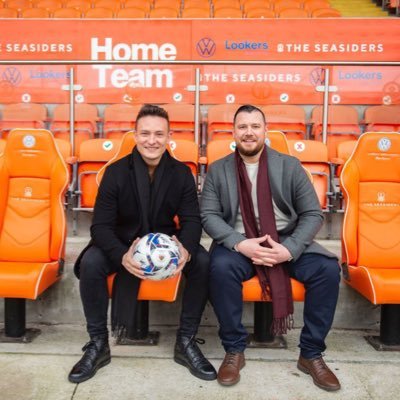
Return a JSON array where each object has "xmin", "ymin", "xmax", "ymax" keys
[
  {"xmin": 68, "ymin": 356, "xmax": 111, "ymax": 384},
  {"xmin": 297, "ymin": 362, "xmax": 340, "ymax": 392},
  {"xmin": 174, "ymin": 355, "xmax": 217, "ymax": 381}
]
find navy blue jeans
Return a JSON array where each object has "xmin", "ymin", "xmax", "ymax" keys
[{"xmin": 209, "ymin": 245, "xmax": 340, "ymax": 358}]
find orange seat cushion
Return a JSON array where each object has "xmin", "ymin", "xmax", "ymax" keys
[
  {"xmin": 0, "ymin": 261, "xmax": 61, "ymax": 299},
  {"xmin": 107, "ymin": 272, "xmax": 181, "ymax": 302},
  {"xmin": 243, "ymin": 276, "xmax": 305, "ymax": 302}
]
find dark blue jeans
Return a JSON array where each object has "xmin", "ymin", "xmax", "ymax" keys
[
  {"xmin": 79, "ymin": 245, "xmax": 210, "ymax": 339},
  {"xmin": 209, "ymin": 245, "xmax": 340, "ymax": 358}
]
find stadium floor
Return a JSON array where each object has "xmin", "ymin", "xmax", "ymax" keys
[{"xmin": 0, "ymin": 324, "xmax": 399, "ymax": 399}]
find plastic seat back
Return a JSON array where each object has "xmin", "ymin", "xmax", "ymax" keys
[
  {"xmin": 207, "ymin": 104, "xmax": 241, "ymax": 141},
  {"xmin": 288, "ymin": 139, "xmax": 331, "ymax": 209},
  {"xmin": 162, "ymin": 104, "xmax": 196, "ymax": 141},
  {"xmin": 0, "ymin": 103, "xmax": 47, "ymax": 139},
  {"xmin": 103, "ymin": 104, "xmax": 141, "ymax": 138},
  {"xmin": 341, "ymin": 132, "xmax": 400, "ymax": 269},
  {"xmin": 0, "ymin": 129, "xmax": 68, "ymax": 264},
  {"xmin": 364, "ymin": 105, "xmax": 400, "ymax": 133}
]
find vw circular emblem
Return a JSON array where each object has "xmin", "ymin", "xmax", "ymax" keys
[
  {"xmin": 23, "ymin": 135, "xmax": 36, "ymax": 148},
  {"xmin": 309, "ymin": 67, "xmax": 325, "ymax": 86},
  {"xmin": 377, "ymin": 137, "xmax": 391, "ymax": 152},
  {"xmin": 196, "ymin": 38, "xmax": 216, "ymax": 58},
  {"xmin": 2, "ymin": 67, "xmax": 22, "ymax": 87},
  {"xmin": 229, "ymin": 141, "xmax": 236, "ymax": 152}
]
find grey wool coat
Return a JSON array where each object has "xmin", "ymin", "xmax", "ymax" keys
[{"xmin": 200, "ymin": 146, "xmax": 337, "ymax": 262}]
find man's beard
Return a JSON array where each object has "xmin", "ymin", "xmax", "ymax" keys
[{"xmin": 236, "ymin": 141, "xmax": 264, "ymax": 157}]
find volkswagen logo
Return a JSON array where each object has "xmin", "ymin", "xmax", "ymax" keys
[
  {"xmin": 309, "ymin": 67, "xmax": 325, "ymax": 86},
  {"xmin": 196, "ymin": 38, "xmax": 216, "ymax": 58},
  {"xmin": 2, "ymin": 67, "xmax": 22, "ymax": 87},
  {"xmin": 377, "ymin": 137, "xmax": 391, "ymax": 152}
]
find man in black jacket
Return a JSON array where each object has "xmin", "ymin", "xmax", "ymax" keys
[{"xmin": 68, "ymin": 104, "xmax": 216, "ymax": 383}]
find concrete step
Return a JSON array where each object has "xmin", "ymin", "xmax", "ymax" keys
[{"xmin": 0, "ymin": 233, "xmax": 380, "ymax": 331}]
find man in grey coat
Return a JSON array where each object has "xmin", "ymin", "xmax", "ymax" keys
[{"xmin": 201, "ymin": 105, "xmax": 341, "ymax": 391}]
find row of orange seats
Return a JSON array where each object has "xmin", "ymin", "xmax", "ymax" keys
[
  {"xmin": 1, "ymin": 103, "xmax": 400, "ymax": 158},
  {"xmin": 0, "ymin": 0, "xmax": 341, "ymax": 17}
]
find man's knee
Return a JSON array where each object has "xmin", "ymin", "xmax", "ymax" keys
[
  {"xmin": 319, "ymin": 257, "xmax": 341, "ymax": 286},
  {"xmin": 80, "ymin": 247, "xmax": 111, "ymax": 280}
]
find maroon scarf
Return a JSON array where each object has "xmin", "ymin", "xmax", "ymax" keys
[{"xmin": 235, "ymin": 145, "xmax": 294, "ymax": 335}]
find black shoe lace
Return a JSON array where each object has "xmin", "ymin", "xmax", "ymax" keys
[{"xmin": 184, "ymin": 336, "xmax": 207, "ymax": 365}]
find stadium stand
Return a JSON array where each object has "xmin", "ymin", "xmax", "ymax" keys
[
  {"xmin": 278, "ymin": 7, "xmax": 309, "ymax": 17},
  {"xmin": 50, "ymin": 103, "xmax": 98, "ymax": 153},
  {"xmin": 162, "ymin": 103, "xmax": 197, "ymax": 142},
  {"xmin": 181, "ymin": 7, "xmax": 211, "ymax": 18},
  {"xmin": 213, "ymin": 6, "xmax": 243, "ymax": 17},
  {"xmin": 311, "ymin": 105, "xmax": 362, "ymax": 160},
  {"xmin": 341, "ymin": 132, "xmax": 400, "ymax": 349},
  {"xmin": 116, "ymin": 7, "xmax": 148, "ymax": 18},
  {"xmin": 273, "ymin": 0, "xmax": 303, "ymax": 13},
  {"xmin": 0, "ymin": 129, "xmax": 68, "ymax": 341},
  {"xmin": 35, "ymin": 0, "xmax": 63, "ymax": 12},
  {"xmin": 311, "ymin": 7, "xmax": 341, "ymax": 17},
  {"xmin": 84, "ymin": 7, "xmax": 114, "ymax": 18},
  {"xmin": 124, "ymin": 0, "xmax": 152, "ymax": 13},
  {"xmin": 52, "ymin": 7, "xmax": 82, "ymax": 18},
  {"xmin": 245, "ymin": 7, "xmax": 275, "ymax": 17},
  {"xmin": 288, "ymin": 139, "xmax": 334, "ymax": 211},
  {"xmin": 149, "ymin": 6, "xmax": 180, "ymax": 18},
  {"xmin": 207, "ymin": 103, "xmax": 239, "ymax": 141},
  {"xmin": 20, "ymin": 7, "xmax": 51, "ymax": 18},
  {"xmin": 364, "ymin": 105, "xmax": 400, "ymax": 132},
  {"xmin": 0, "ymin": 8, "xmax": 18, "ymax": 18},
  {"xmin": 64, "ymin": 0, "xmax": 92, "ymax": 12},
  {"xmin": 261, "ymin": 105, "xmax": 307, "ymax": 139},
  {"xmin": 0, "ymin": 103, "xmax": 47, "ymax": 139},
  {"xmin": 103, "ymin": 103, "xmax": 141, "ymax": 139}
]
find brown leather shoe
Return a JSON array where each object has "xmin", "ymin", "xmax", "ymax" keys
[
  {"xmin": 217, "ymin": 352, "xmax": 245, "ymax": 386},
  {"xmin": 297, "ymin": 356, "xmax": 341, "ymax": 391}
]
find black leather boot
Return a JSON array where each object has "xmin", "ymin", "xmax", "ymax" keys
[
  {"xmin": 68, "ymin": 335, "xmax": 111, "ymax": 383},
  {"xmin": 174, "ymin": 336, "xmax": 217, "ymax": 381}
]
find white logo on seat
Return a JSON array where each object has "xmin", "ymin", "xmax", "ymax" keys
[
  {"xmin": 24, "ymin": 187, "xmax": 32, "ymax": 197},
  {"xmin": 377, "ymin": 192, "xmax": 385, "ymax": 202},
  {"xmin": 378, "ymin": 137, "xmax": 391, "ymax": 152},
  {"xmin": 294, "ymin": 141, "xmax": 305, "ymax": 152},
  {"xmin": 23, "ymin": 135, "xmax": 35, "ymax": 148},
  {"xmin": 102, "ymin": 141, "xmax": 113, "ymax": 151},
  {"xmin": 264, "ymin": 137, "xmax": 271, "ymax": 147},
  {"xmin": 169, "ymin": 140, "xmax": 176, "ymax": 151},
  {"xmin": 229, "ymin": 141, "xmax": 236, "ymax": 152}
]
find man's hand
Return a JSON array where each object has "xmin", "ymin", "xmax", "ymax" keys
[
  {"xmin": 121, "ymin": 237, "xmax": 145, "ymax": 278},
  {"xmin": 171, "ymin": 235, "xmax": 190, "ymax": 276},
  {"xmin": 236, "ymin": 235, "xmax": 292, "ymax": 267}
]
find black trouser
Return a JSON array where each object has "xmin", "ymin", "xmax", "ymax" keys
[
  {"xmin": 209, "ymin": 245, "xmax": 341, "ymax": 359},
  {"xmin": 79, "ymin": 245, "xmax": 210, "ymax": 338}
]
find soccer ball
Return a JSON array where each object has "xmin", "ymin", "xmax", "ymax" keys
[{"xmin": 132, "ymin": 233, "xmax": 181, "ymax": 280}]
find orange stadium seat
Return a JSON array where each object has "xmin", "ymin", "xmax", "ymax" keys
[
  {"xmin": 149, "ymin": 7, "xmax": 179, "ymax": 18},
  {"xmin": 99, "ymin": 132, "xmax": 182, "ymax": 343},
  {"xmin": 93, "ymin": 0, "xmax": 122, "ymax": 11},
  {"xmin": 333, "ymin": 139, "xmax": 357, "ymax": 178},
  {"xmin": 20, "ymin": 7, "xmax": 50, "ymax": 17},
  {"xmin": 64, "ymin": 0, "xmax": 91, "ymax": 12},
  {"xmin": 6, "ymin": 0, "xmax": 32, "ymax": 10},
  {"xmin": 207, "ymin": 104, "xmax": 240, "ymax": 141},
  {"xmin": 272, "ymin": 0, "xmax": 302, "ymax": 12},
  {"xmin": 169, "ymin": 138, "xmax": 199, "ymax": 181},
  {"xmin": 84, "ymin": 7, "xmax": 114, "ymax": 18},
  {"xmin": 72, "ymin": 138, "xmax": 120, "ymax": 232},
  {"xmin": 183, "ymin": 0, "xmax": 210, "ymax": 8},
  {"xmin": 0, "ymin": 103, "xmax": 47, "ymax": 139},
  {"xmin": 213, "ymin": 0, "xmax": 241, "ymax": 8},
  {"xmin": 262, "ymin": 105, "xmax": 307, "ymax": 139},
  {"xmin": 0, "ymin": 139, "xmax": 6, "ymax": 154},
  {"xmin": 52, "ymin": 7, "xmax": 82, "ymax": 17},
  {"xmin": 311, "ymin": 7, "xmax": 341, "ymax": 17},
  {"xmin": 50, "ymin": 103, "xmax": 98, "ymax": 153},
  {"xmin": 0, "ymin": 129, "xmax": 68, "ymax": 340},
  {"xmin": 364, "ymin": 105, "xmax": 400, "ymax": 132},
  {"xmin": 181, "ymin": 7, "xmax": 211, "ymax": 18},
  {"xmin": 162, "ymin": 103, "xmax": 197, "ymax": 141},
  {"xmin": 154, "ymin": 0, "xmax": 181, "ymax": 9},
  {"xmin": 34, "ymin": 0, "xmax": 62, "ymax": 11},
  {"xmin": 246, "ymin": 7, "xmax": 275, "ymax": 17},
  {"xmin": 124, "ymin": 0, "xmax": 152, "ymax": 13},
  {"xmin": 311, "ymin": 105, "xmax": 362, "ymax": 160},
  {"xmin": 288, "ymin": 139, "xmax": 334, "ymax": 211},
  {"xmin": 278, "ymin": 7, "xmax": 308, "ymax": 17},
  {"xmin": 0, "ymin": 8, "xmax": 18, "ymax": 17},
  {"xmin": 341, "ymin": 132, "xmax": 400, "ymax": 349},
  {"xmin": 242, "ymin": 0, "xmax": 273, "ymax": 12},
  {"xmin": 213, "ymin": 7, "xmax": 243, "ymax": 17},
  {"xmin": 103, "ymin": 103, "xmax": 141, "ymax": 138},
  {"xmin": 116, "ymin": 7, "xmax": 147, "ymax": 18},
  {"xmin": 302, "ymin": 0, "xmax": 331, "ymax": 12}
]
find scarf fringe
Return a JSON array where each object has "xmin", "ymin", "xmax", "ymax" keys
[{"xmin": 271, "ymin": 314, "xmax": 294, "ymax": 336}]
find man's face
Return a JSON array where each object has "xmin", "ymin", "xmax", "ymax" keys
[
  {"xmin": 233, "ymin": 110, "xmax": 266, "ymax": 158},
  {"xmin": 134, "ymin": 115, "xmax": 171, "ymax": 164}
]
